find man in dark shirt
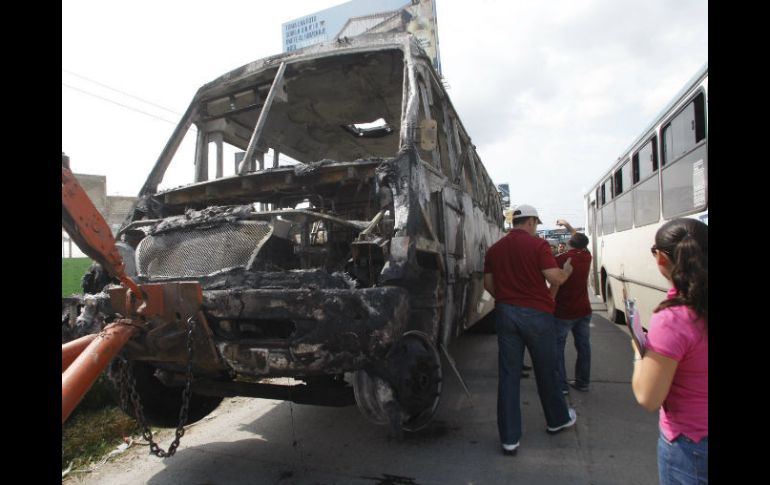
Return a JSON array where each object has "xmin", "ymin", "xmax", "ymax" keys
[
  {"xmin": 484, "ymin": 205, "xmax": 577, "ymax": 456},
  {"xmin": 550, "ymin": 219, "xmax": 593, "ymax": 394}
]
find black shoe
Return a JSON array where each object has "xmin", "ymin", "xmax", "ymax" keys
[
  {"xmin": 569, "ymin": 381, "xmax": 589, "ymax": 392},
  {"xmin": 520, "ymin": 371, "xmax": 530, "ymax": 378},
  {"xmin": 522, "ymin": 364, "xmax": 532, "ymax": 371}
]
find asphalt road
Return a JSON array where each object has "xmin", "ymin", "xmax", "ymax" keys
[{"xmin": 66, "ymin": 301, "xmax": 659, "ymax": 485}]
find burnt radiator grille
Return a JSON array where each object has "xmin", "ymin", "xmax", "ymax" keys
[{"xmin": 137, "ymin": 221, "xmax": 272, "ymax": 278}]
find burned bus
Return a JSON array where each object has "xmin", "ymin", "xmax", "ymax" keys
[{"xmin": 68, "ymin": 32, "xmax": 504, "ymax": 433}]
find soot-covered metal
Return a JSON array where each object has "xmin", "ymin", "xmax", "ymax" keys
[{"xmin": 62, "ymin": 33, "xmax": 505, "ymax": 433}]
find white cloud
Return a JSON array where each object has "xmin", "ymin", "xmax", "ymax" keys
[{"xmin": 62, "ymin": 0, "xmax": 707, "ymax": 227}]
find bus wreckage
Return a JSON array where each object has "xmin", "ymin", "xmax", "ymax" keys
[{"xmin": 63, "ymin": 32, "xmax": 505, "ymax": 438}]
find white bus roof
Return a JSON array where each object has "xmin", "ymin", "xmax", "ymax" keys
[{"xmin": 585, "ymin": 62, "xmax": 708, "ymax": 196}]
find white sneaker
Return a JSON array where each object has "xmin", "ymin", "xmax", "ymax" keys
[
  {"xmin": 501, "ymin": 442, "xmax": 520, "ymax": 455},
  {"xmin": 547, "ymin": 408, "xmax": 577, "ymax": 434}
]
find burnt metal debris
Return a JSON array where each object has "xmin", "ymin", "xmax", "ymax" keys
[{"xmin": 62, "ymin": 32, "xmax": 505, "ymax": 433}]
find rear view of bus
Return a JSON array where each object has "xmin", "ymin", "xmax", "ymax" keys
[{"xmin": 585, "ymin": 64, "xmax": 707, "ymax": 327}]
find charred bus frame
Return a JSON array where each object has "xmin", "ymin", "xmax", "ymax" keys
[{"xmin": 65, "ymin": 32, "xmax": 504, "ymax": 432}]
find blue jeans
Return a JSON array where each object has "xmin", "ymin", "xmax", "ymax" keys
[
  {"xmin": 495, "ymin": 303, "xmax": 571, "ymax": 445},
  {"xmin": 658, "ymin": 432, "xmax": 708, "ymax": 485},
  {"xmin": 555, "ymin": 315, "xmax": 592, "ymax": 391}
]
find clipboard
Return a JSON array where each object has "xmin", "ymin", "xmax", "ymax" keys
[{"xmin": 624, "ymin": 299, "xmax": 647, "ymax": 356}]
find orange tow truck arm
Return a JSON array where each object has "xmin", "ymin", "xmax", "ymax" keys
[
  {"xmin": 61, "ymin": 158, "xmax": 142, "ymax": 423},
  {"xmin": 61, "ymin": 163, "xmax": 142, "ymax": 299}
]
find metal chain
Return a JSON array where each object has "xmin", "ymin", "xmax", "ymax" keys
[{"xmin": 118, "ymin": 315, "xmax": 197, "ymax": 458}]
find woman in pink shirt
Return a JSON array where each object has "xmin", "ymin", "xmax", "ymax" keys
[{"xmin": 631, "ymin": 218, "xmax": 708, "ymax": 485}]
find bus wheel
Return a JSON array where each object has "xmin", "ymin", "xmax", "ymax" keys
[
  {"xmin": 605, "ymin": 280, "xmax": 626, "ymax": 325},
  {"xmin": 353, "ymin": 331, "xmax": 443, "ymax": 433}
]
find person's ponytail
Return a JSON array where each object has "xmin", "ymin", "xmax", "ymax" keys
[{"xmin": 653, "ymin": 219, "xmax": 708, "ymax": 328}]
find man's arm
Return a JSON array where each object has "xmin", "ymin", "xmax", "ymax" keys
[
  {"xmin": 484, "ymin": 272, "xmax": 495, "ymax": 298},
  {"xmin": 542, "ymin": 257, "xmax": 573, "ymax": 287},
  {"xmin": 556, "ymin": 219, "xmax": 577, "ymax": 236},
  {"xmin": 549, "ymin": 283, "xmax": 560, "ymax": 299}
]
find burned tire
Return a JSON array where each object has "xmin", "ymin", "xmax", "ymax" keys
[
  {"xmin": 353, "ymin": 331, "xmax": 442, "ymax": 432},
  {"xmin": 116, "ymin": 362, "xmax": 224, "ymax": 428}
]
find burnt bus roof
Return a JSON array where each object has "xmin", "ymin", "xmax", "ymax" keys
[
  {"xmin": 140, "ymin": 33, "xmax": 423, "ymax": 198},
  {"xmin": 140, "ymin": 32, "xmax": 490, "ymax": 203},
  {"xmin": 194, "ymin": 32, "xmax": 420, "ymax": 102}
]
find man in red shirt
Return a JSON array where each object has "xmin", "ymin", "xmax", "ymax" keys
[
  {"xmin": 484, "ymin": 204, "xmax": 577, "ymax": 456},
  {"xmin": 550, "ymin": 219, "xmax": 593, "ymax": 394}
]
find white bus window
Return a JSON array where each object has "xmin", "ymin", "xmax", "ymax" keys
[
  {"xmin": 634, "ymin": 176, "xmax": 661, "ymax": 226},
  {"xmin": 632, "ymin": 137, "xmax": 658, "ymax": 184},
  {"xmin": 661, "ymin": 92, "xmax": 707, "ymax": 218},
  {"xmin": 600, "ymin": 176, "xmax": 614, "ymax": 233},
  {"xmin": 612, "ymin": 160, "xmax": 632, "ymax": 231},
  {"xmin": 614, "ymin": 160, "xmax": 632, "ymax": 195},
  {"xmin": 601, "ymin": 178, "xmax": 612, "ymax": 202},
  {"xmin": 601, "ymin": 201, "xmax": 615, "ymax": 234},
  {"xmin": 615, "ymin": 198, "xmax": 633, "ymax": 232},
  {"xmin": 662, "ymin": 93, "xmax": 706, "ymax": 165},
  {"xmin": 662, "ymin": 156, "xmax": 707, "ymax": 218}
]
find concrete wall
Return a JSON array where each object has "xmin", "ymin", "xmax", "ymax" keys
[
  {"xmin": 74, "ymin": 173, "xmax": 107, "ymax": 214},
  {"xmin": 63, "ymin": 174, "xmax": 137, "ymax": 257},
  {"xmin": 107, "ymin": 196, "xmax": 137, "ymax": 234}
]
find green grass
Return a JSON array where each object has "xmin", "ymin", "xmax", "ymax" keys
[
  {"xmin": 62, "ymin": 258, "xmax": 92, "ymax": 297},
  {"xmin": 62, "ymin": 376, "xmax": 141, "ymax": 470},
  {"xmin": 62, "ymin": 257, "xmax": 141, "ymax": 471}
]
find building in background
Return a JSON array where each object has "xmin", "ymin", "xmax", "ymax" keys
[
  {"xmin": 62, "ymin": 173, "xmax": 136, "ymax": 258},
  {"xmin": 283, "ymin": 0, "xmax": 441, "ymax": 75}
]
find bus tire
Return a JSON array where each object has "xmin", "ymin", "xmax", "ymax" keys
[{"xmin": 605, "ymin": 280, "xmax": 625, "ymax": 325}]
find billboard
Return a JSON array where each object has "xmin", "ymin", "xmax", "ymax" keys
[
  {"xmin": 497, "ymin": 183, "xmax": 510, "ymax": 208},
  {"xmin": 282, "ymin": 0, "xmax": 441, "ymax": 74},
  {"xmin": 283, "ymin": 0, "xmax": 408, "ymax": 52}
]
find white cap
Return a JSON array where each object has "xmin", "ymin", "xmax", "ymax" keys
[{"xmin": 512, "ymin": 204, "xmax": 543, "ymax": 225}]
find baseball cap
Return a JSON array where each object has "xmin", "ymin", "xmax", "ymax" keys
[{"xmin": 512, "ymin": 204, "xmax": 543, "ymax": 224}]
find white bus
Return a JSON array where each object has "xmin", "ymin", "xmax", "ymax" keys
[{"xmin": 585, "ymin": 63, "xmax": 707, "ymax": 327}]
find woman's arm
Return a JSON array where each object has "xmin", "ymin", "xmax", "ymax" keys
[{"xmin": 630, "ymin": 341, "xmax": 678, "ymax": 412}]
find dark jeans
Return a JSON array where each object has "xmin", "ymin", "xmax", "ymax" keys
[
  {"xmin": 495, "ymin": 303, "xmax": 571, "ymax": 445},
  {"xmin": 555, "ymin": 315, "xmax": 592, "ymax": 390},
  {"xmin": 658, "ymin": 432, "xmax": 708, "ymax": 485}
]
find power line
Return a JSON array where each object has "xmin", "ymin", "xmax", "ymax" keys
[
  {"xmin": 62, "ymin": 82, "xmax": 298, "ymax": 167},
  {"xmin": 63, "ymin": 82, "xmax": 183, "ymax": 126},
  {"xmin": 62, "ymin": 75, "xmax": 332, "ymax": 170},
  {"xmin": 62, "ymin": 68, "xmax": 182, "ymax": 115}
]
